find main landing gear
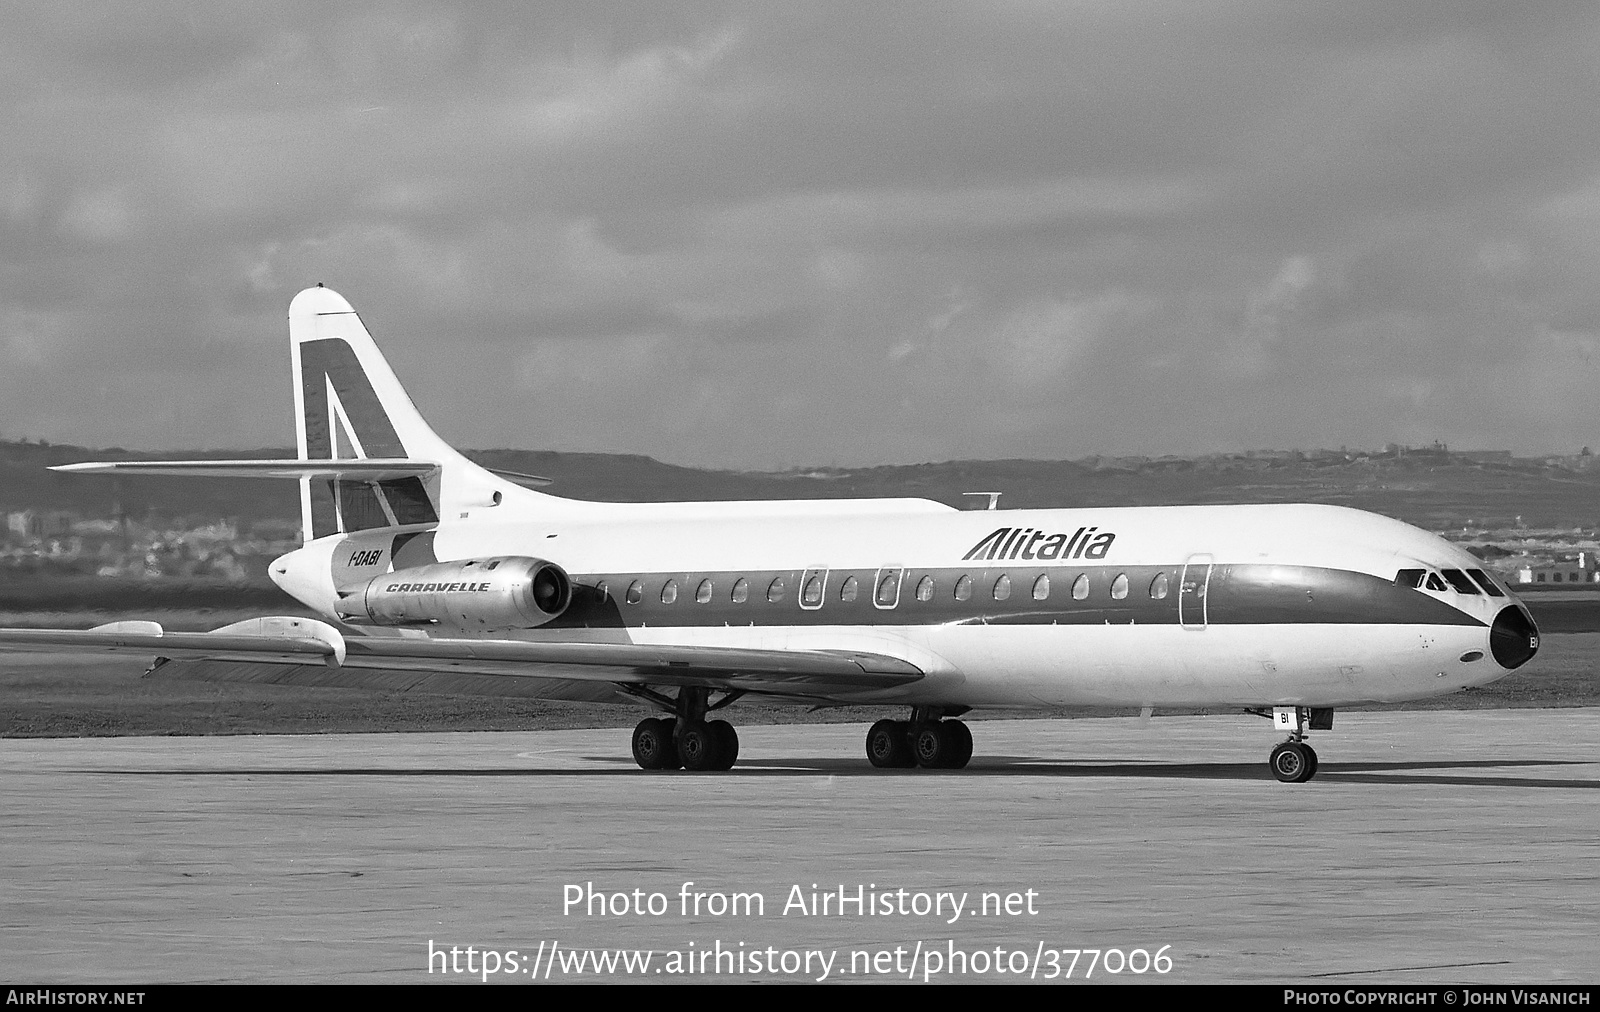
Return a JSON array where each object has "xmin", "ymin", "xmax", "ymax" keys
[
  {"xmin": 1252, "ymin": 706, "xmax": 1333, "ymax": 783},
  {"xmin": 866, "ymin": 707, "xmax": 973, "ymax": 770},
  {"xmin": 627, "ymin": 686, "xmax": 742, "ymax": 772}
]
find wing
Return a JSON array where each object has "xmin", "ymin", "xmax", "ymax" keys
[{"xmin": 0, "ymin": 616, "xmax": 924, "ymax": 700}]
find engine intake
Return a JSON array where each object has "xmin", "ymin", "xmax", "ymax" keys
[{"xmin": 337, "ymin": 556, "xmax": 572, "ymax": 630}]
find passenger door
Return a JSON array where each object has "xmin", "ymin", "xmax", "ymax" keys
[{"xmin": 1179, "ymin": 553, "xmax": 1213, "ymax": 629}]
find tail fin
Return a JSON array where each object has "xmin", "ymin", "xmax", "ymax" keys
[{"xmin": 290, "ymin": 286, "xmax": 564, "ymax": 541}]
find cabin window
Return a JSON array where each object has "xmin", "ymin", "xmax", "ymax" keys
[
  {"xmin": 839, "ymin": 576, "xmax": 858, "ymax": 602},
  {"xmin": 914, "ymin": 575, "xmax": 935, "ymax": 601},
  {"xmin": 1149, "ymin": 572, "xmax": 1169, "ymax": 599},
  {"xmin": 594, "ymin": 581, "xmax": 609, "ymax": 603},
  {"xmin": 1072, "ymin": 573, "xmax": 1089, "ymax": 600},
  {"xmin": 625, "ymin": 580, "xmax": 643, "ymax": 605},
  {"xmin": 767, "ymin": 577, "xmax": 786, "ymax": 603},
  {"xmin": 660, "ymin": 580, "xmax": 678, "ymax": 604},
  {"xmin": 803, "ymin": 574, "xmax": 824, "ymax": 606},
  {"xmin": 695, "ymin": 579, "xmax": 713, "ymax": 604},
  {"xmin": 1467, "ymin": 569, "xmax": 1506, "ymax": 597},
  {"xmin": 731, "ymin": 577, "xmax": 749, "ymax": 603},
  {"xmin": 954, "ymin": 574, "xmax": 973, "ymax": 601},
  {"xmin": 1032, "ymin": 574, "xmax": 1050, "ymax": 601},
  {"xmin": 993, "ymin": 574, "xmax": 1012, "ymax": 601},
  {"xmin": 1111, "ymin": 573, "xmax": 1129, "ymax": 600}
]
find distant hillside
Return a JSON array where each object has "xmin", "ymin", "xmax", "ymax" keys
[{"xmin": 3, "ymin": 440, "xmax": 1598, "ymax": 530}]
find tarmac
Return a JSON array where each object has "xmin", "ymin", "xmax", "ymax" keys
[{"xmin": 3, "ymin": 709, "xmax": 1597, "ymax": 985}]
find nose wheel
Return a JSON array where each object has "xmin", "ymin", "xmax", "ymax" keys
[{"xmin": 1269, "ymin": 740, "xmax": 1318, "ymax": 783}]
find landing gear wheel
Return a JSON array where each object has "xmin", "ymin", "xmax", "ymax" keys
[
  {"xmin": 632, "ymin": 717, "xmax": 679, "ymax": 770},
  {"xmin": 707, "ymin": 719, "xmax": 739, "ymax": 770},
  {"xmin": 679, "ymin": 721, "xmax": 724, "ymax": 772},
  {"xmin": 942, "ymin": 719, "xmax": 973, "ymax": 769},
  {"xmin": 1269, "ymin": 741, "xmax": 1316, "ymax": 783},
  {"xmin": 913, "ymin": 721, "xmax": 970, "ymax": 769},
  {"xmin": 866, "ymin": 719, "xmax": 914, "ymax": 768}
]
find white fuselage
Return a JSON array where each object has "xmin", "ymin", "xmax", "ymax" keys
[{"xmin": 274, "ymin": 500, "xmax": 1530, "ymax": 710}]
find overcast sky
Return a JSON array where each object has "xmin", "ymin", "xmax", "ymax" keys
[{"xmin": 3, "ymin": 2, "xmax": 1599, "ymax": 468}]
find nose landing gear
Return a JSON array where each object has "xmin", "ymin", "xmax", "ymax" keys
[
  {"xmin": 1254, "ymin": 706, "xmax": 1331, "ymax": 783},
  {"xmin": 1269, "ymin": 740, "xmax": 1318, "ymax": 783}
]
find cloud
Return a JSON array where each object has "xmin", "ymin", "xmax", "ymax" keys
[
  {"xmin": 58, "ymin": 186, "xmax": 142, "ymax": 244},
  {"xmin": 3, "ymin": 3, "xmax": 1600, "ymax": 463}
]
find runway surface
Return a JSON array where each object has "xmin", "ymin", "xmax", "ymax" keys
[{"xmin": 4, "ymin": 709, "xmax": 1597, "ymax": 985}]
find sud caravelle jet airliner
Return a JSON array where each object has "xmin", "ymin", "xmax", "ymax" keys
[{"xmin": 3, "ymin": 286, "xmax": 1541, "ymax": 782}]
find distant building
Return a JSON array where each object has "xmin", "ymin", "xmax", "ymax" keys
[
  {"xmin": 1514, "ymin": 552, "xmax": 1600, "ymax": 585},
  {"xmin": 5, "ymin": 510, "xmax": 76, "ymax": 541}
]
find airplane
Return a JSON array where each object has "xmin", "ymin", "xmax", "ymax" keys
[{"xmin": 0, "ymin": 286, "xmax": 1541, "ymax": 782}]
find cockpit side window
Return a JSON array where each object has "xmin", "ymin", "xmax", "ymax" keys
[
  {"xmin": 1467, "ymin": 569, "xmax": 1506, "ymax": 597},
  {"xmin": 1394, "ymin": 569, "xmax": 1426, "ymax": 589},
  {"xmin": 1425, "ymin": 573, "xmax": 1448, "ymax": 592},
  {"xmin": 1441, "ymin": 569, "xmax": 1480, "ymax": 594}
]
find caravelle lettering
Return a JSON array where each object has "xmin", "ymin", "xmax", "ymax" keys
[
  {"xmin": 383, "ymin": 582, "xmax": 492, "ymax": 593},
  {"xmin": 962, "ymin": 526, "xmax": 1116, "ymax": 562}
]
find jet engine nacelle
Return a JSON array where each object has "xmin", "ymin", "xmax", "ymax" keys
[{"xmin": 337, "ymin": 556, "xmax": 572, "ymax": 630}]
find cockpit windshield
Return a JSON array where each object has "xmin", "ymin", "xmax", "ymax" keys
[
  {"xmin": 1395, "ymin": 567, "xmax": 1490, "ymax": 595},
  {"xmin": 1467, "ymin": 569, "xmax": 1506, "ymax": 597}
]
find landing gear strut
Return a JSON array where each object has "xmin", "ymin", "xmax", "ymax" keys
[
  {"xmin": 627, "ymin": 686, "xmax": 742, "ymax": 772},
  {"xmin": 866, "ymin": 707, "xmax": 973, "ymax": 770}
]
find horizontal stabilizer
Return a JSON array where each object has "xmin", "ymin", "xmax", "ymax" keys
[{"xmin": 51, "ymin": 459, "xmax": 439, "ymax": 481}]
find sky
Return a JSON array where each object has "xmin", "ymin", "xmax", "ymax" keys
[{"xmin": 2, "ymin": 2, "xmax": 1599, "ymax": 469}]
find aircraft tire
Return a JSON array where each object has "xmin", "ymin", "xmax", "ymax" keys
[
  {"xmin": 632, "ymin": 717, "xmax": 679, "ymax": 771},
  {"xmin": 943, "ymin": 719, "xmax": 973, "ymax": 770},
  {"xmin": 866, "ymin": 719, "xmax": 914, "ymax": 768},
  {"xmin": 913, "ymin": 721, "xmax": 959, "ymax": 769},
  {"xmin": 1269, "ymin": 741, "xmax": 1315, "ymax": 783},
  {"xmin": 679, "ymin": 721, "xmax": 723, "ymax": 772},
  {"xmin": 707, "ymin": 719, "xmax": 739, "ymax": 770}
]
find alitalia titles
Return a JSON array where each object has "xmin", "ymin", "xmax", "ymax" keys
[{"xmin": 963, "ymin": 526, "xmax": 1116, "ymax": 562}]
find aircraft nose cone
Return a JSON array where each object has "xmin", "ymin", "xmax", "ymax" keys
[{"xmin": 1489, "ymin": 605, "xmax": 1539, "ymax": 670}]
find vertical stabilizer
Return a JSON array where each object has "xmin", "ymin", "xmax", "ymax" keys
[{"xmin": 289, "ymin": 286, "xmax": 564, "ymax": 541}]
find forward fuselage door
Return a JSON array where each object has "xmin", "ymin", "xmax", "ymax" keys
[{"xmin": 1179, "ymin": 553, "xmax": 1214, "ymax": 629}]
